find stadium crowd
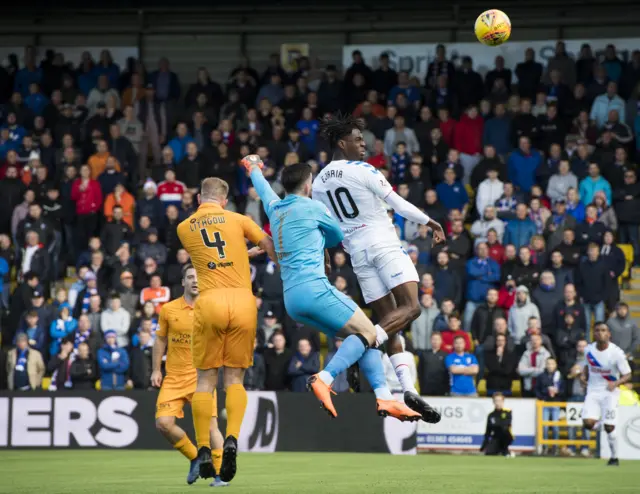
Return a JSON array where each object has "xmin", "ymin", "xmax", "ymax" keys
[{"xmin": 0, "ymin": 41, "xmax": 640, "ymax": 406}]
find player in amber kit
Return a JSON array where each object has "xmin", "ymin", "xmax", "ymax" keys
[
  {"xmin": 177, "ymin": 177, "xmax": 275, "ymax": 482},
  {"xmin": 152, "ymin": 264, "xmax": 228, "ymax": 487}
]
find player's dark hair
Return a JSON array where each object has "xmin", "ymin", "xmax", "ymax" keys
[
  {"xmin": 281, "ymin": 163, "xmax": 312, "ymax": 194},
  {"xmin": 493, "ymin": 392, "xmax": 504, "ymax": 399},
  {"xmin": 320, "ymin": 112, "xmax": 364, "ymax": 149},
  {"xmin": 594, "ymin": 321, "xmax": 609, "ymax": 330},
  {"xmin": 181, "ymin": 263, "xmax": 195, "ymax": 279}
]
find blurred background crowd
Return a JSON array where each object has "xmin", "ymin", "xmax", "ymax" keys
[{"xmin": 0, "ymin": 38, "xmax": 639, "ymax": 410}]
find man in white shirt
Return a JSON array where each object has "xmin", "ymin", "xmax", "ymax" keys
[
  {"xmin": 476, "ymin": 167, "xmax": 504, "ymax": 218},
  {"xmin": 313, "ymin": 113, "xmax": 444, "ymax": 423},
  {"xmin": 581, "ymin": 322, "xmax": 632, "ymax": 466}
]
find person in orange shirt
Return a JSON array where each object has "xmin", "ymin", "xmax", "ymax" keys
[
  {"xmin": 352, "ymin": 90, "xmax": 386, "ymax": 118},
  {"xmin": 140, "ymin": 274, "xmax": 171, "ymax": 313},
  {"xmin": 152, "ymin": 265, "xmax": 228, "ymax": 487},
  {"xmin": 88, "ymin": 139, "xmax": 118, "ymax": 179},
  {"xmin": 103, "ymin": 182, "xmax": 135, "ymax": 228},
  {"xmin": 121, "ymin": 72, "xmax": 146, "ymax": 109},
  {"xmin": 177, "ymin": 177, "xmax": 275, "ymax": 483}
]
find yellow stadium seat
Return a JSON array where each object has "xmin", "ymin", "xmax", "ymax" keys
[
  {"xmin": 95, "ymin": 380, "xmax": 101, "ymax": 391},
  {"xmin": 41, "ymin": 377, "xmax": 51, "ymax": 390},
  {"xmin": 619, "ymin": 244, "xmax": 634, "ymax": 281},
  {"xmin": 477, "ymin": 379, "xmax": 487, "ymax": 396},
  {"xmin": 465, "ymin": 184, "xmax": 475, "ymax": 200},
  {"xmin": 318, "ymin": 331, "xmax": 327, "ymax": 348},
  {"xmin": 511, "ymin": 380, "xmax": 521, "ymax": 397}
]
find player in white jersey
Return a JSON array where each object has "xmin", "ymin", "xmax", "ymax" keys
[
  {"xmin": 581, "ymin": 322, "xmax": 632, "ymax": 466},
  {"xmin": 312, "ymin": 114, "xmax": 445, "ymax": 423}
]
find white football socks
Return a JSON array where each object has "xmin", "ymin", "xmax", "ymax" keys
[
  {"xmin": 373, "ymin": 387, "xmax": 394, "ymax": 400},
  {"xmin": 389, "ymin": 352, "xmax": 418, "ymax": 395},
  {"xmin": 375, "ymin": 324, "xmax": 388, "ymax": 347},
  {"xmin": 607, "ymin": 429, "xmax": 618, "ymax": 459},
  {"xmin": 317, "ymin": 370, "xmax": 334, "ymax": 386}
]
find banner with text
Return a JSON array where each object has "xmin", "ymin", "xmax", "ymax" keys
[
  {"xmin": 416, "ymin": 397, "xmax": 536, "ymax": 452},
  {"xmin": 342, "ymin": 38, "xmax": 640, "ymax": 81},
  {"xmin": 0, "ymin": 391, "xmax": 415, "ymax": 454}
]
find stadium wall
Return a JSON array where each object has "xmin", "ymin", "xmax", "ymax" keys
[
  {"xmin": 1, "ymin": 6, "xmax": 640, "ymax": 84},
  {"xmin": 0, "ymin": 391, "xmax": 417, "ymax": 455}
]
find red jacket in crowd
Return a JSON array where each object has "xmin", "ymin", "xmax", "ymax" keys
[
  {"xmin": 453, "ymin": 114, "xmax": 484, "ymax": 155},
  {"xmin": 71, "ymin": 178, "xmax": 103, "ymax": 215},
  {"xmin": 488, "ymin": 242, "xmax": 505, "ymax": 264},
  {"xmin": 439, "ymin": 118, "xmax": 457, "ymax": 148},
  {"xmin": 441, "ymin": 329, "xmax": 472, "ymax": 354}
]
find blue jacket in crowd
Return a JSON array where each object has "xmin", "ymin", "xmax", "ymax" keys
[
  {"xmin": 25, "ymin": 92, "xmax": 50, "ymax": 116},
  {"xmin": 14, "ymin": 67, "xmax": 43, "ymax": 97},
  {"xmin": 49, "ymin": 303, "xmax": 78, "ymax": 356},
  {"xmin": 579, "ymin": 176, "xmax": 612, "ymax": 205},
  {"xmin": 435, "ymin": 181, "xmax": 469, "ymax": 212},
  {"xmin": 168, "ymin": 134, "xmax": 195, "ymax": 163},
  {"xmin": 507, "ymin": 148, "xmax": 542, "ymax": 193},
  {"xmin": 93, "ymin": 63, "xmax": 121, "ymax": 90},
  {"xmin": 503, "ymin": 217, "xmax": 537, "ymax": 249},
  {"xmin": 287, "ymin": 352, "xmax": 320, "ymax": 392},
  {"xmin": 535, "ymin": 370, "xmax": 564, "ymax": 401},
  {"xmin": 16, "ymin": 326, "xmax": 47, "ymax": 356},
  {"xmin": 482, "ymin": 115, "xmax": 512, "ymax": 156},
  {"xmin": 0, "ymin": 257, "xmax": 8, "ymax": 297},
  {"xmin": 1, "ymin": 124, "xmax": 26, "ymax": 149},
  {"xmin": 296, "ymin": 119, "xmax": 320, "ymax": 154},
  {"xmin": 566, "ymin": 201, "xmax": 585, "ymax": 223},
  {"xmin": 98, "ymin": 345, "xmax": 130, "ymax": 390},
  {"xmin": 590, "ymin": 94, "xmax": 626, "ymax": 128},
  {"xmin": 465, "ymin": 257, "xmax": 501, "ymax": 303}
]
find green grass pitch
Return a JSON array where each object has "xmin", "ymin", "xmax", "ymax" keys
[{"xmin": 0, "ymin": 451, "xmax": 637, "ymax": 493}]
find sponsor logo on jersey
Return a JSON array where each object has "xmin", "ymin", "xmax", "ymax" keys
[
  {"xmin": 391, "ymin": 271, "xmax": 403, "ymax": 278},
  {"xmin": 586, "ymin": 352, "xmax": 617, "ymax": 381}
]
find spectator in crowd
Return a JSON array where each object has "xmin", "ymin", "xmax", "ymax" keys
[
  {"xmin": 536, "ymin": 357, "xmax": 564, "ymax": 452},
  {"xmin": 287, "ymin": 338, "xmax": 319, "ymax": 392},
  {"xmin": 69, "ymin": 341, "xmax": 97, "ymax": 390},
  {"xmin": 17, "ymin": 309, "xmax": 47, "ymax": 357},
  {"xmin": 47, "ymin": 338, "xmax": 75, "ymax": 391},
  {"xmin": 130, "ymin": 327, "xmax": 153, "ymax": 389},
  {"xmin": 579, "ymin": 163, "xmax": 611, "ymax": 206},
  {"xmin": 575, "ymin": 243, "xmax": 610, "ymax": 327},
  {"xmin": 471, "ymin": 206, "xmax": 504, "ymax": 243},
  {"xmin": 532, "ymin": 271, "xmax": 563, "ymax": 336},
  {"xmin": 601, "ymin": 230, "xmax": 626, "ymax": 309},
  {"xmin": 590, "ymin": 82, "xmax": 625, "ymax": 128},
  {"xmin": 464, "ymin": 242, "xmax": 500, "ymax": 330},
  {"xmin": 555, "ymin": 312, "xmax": 586, "ymax": 375},
  {"xmin": 20, "ymin": 230, "xmax": 51, "ymax": 288},
  {"xmin": 545, "ymin": 200, "xmax": 577, "ymax": 250},
  {"xmin": 503, "ymin": 203, "xmax": 537, "ymax": 249},
  {"xmin": 508, "ymin": 136, "xmax": 541, "ymax": 193},
  {"xmin": 7, "ymin": 332, "xmax": 45, "ymax": 390},
  {"xmin": 417, "ymin": 332, "xmax": 449, "ymax": 396},
  {"xmin": 517, "ymin": 333, "xmax": 551, "ymax": 398},
  {"xmin": 547, "ymin": 161, "xmax": 578, "ymax": 204},
  {"xmin": 484, "ymin": 333, "xmax": 517, "ymax": 396},
  {"xmin": 263, "ymin": 331, "xmax": 292, "ymax": 391},
  {"xmin": 440, "ymin": 312, "xmax": 471, "ymax": 354},
  {"xmin": 257, "ymin": 311, "xmax": 283, "ymax": 348},
  {"xmin": 140, "ymin": 274, "xmax": 171, "ymax": 313},
  {"xmin": 445, "ymin": 335, "xmax": 479, "ymax": 397},
  {"xmin": 49, "ymin": 302, "xmax": 77, "ymax": 357},
  {"xmin": 411, "ymin": 293, "xmax": 439, "ymax": 351},
  {"xmin": 471, "ymin": 288, "xmax": 506, "ymax": 376},
  {"xmin": 607, "ymin": 302, "xmax": 640, "ymax": 360},
  {"xmin": 97, "ymin": 329, "xmax": 129, "ymax": 391},
  {"xmin": 508, "ymin": 283, "xmax": 541, "ymax": 344},
  {"xmin": 476, "ymin": 167, "xmax": 505, "ymax": 224}
]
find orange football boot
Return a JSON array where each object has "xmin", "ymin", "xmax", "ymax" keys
[
  {"xmin": 307, "ymin": 374, "xmax": 338, "ymax": 418},
  {"xmin": 376, "ymin": 399, "xmax": 421, "ymax": 422}
]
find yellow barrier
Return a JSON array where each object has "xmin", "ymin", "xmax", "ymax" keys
[{"xmin": 535, "ymin": 401, "xmax": 597, "ymax": 449}]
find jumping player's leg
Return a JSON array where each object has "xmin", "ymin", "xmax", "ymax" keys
[
  {"xmin": 191, "ymin": 294, "xmax": 227, "ymax": 480},
  {"xmin": 369, "ymin": 282, "xmax": 440, "ymax": 423},
  {"xmin": 217, "ymin": 291, "xmax": 257, "ymax": 483}
]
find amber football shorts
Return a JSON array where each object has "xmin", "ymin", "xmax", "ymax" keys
[
  {"xmin": 192, "ymin": 288, "xmax": 257, "ymax": 370},
  {"xmin": 155, "ymin": 377, "xmax": 218, "ymax": 419}
]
